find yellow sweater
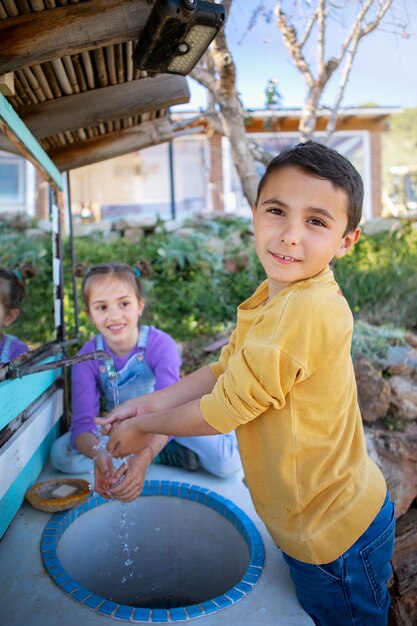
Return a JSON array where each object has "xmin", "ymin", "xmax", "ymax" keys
[{"xmin": 200, "ymin": 267, "xmax": 386, "ymax": 564}]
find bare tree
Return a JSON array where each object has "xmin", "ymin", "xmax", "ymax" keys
[
  {"xmin": 274, "ymin": 0, "xmax": 396, "ymax": 142},
  {"xmin": 190, "ymin": 0, "xmax": 401, "ymax": 206}
]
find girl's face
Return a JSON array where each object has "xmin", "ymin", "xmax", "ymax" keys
[
  {"xmin": 86, "ymin": 276, "xmax": 144, "ymax": 356},
  {"xmin": 0, "ymin": 298, "xmax": 20, "ymax": 337}
]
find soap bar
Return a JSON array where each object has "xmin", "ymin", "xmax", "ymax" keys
[{"xmin": 51, "ymin": 484, "xmax": 78, "ymax": 499}]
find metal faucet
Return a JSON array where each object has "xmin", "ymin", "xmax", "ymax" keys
[{"xmin": 2, "ymin": 350, "xmax": 116, "ymax": 381}]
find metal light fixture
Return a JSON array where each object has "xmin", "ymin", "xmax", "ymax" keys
[{"xmin": 133, "ymin": 0, "xmax": 227, "ymax": 76}]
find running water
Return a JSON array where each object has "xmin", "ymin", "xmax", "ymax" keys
[{"xmin": 93, "ymin": 359, "xmax": 135, "ymax": 583}]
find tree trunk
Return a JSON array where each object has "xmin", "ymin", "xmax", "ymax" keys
[{"xmin": 299, "ymin": 86, "xmax": 322, "ymax": 142}]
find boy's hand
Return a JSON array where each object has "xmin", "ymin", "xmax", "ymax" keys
[
  {"xmin": 106, "ymin": 416, "xmax": 149, "ymax": 458},
  {"xmin": 96, "ymin": 399, "xmax": 151, "ymax": 435}
]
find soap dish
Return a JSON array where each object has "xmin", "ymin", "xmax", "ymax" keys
[{"xmin": 26, "ymin": 478, "xmax": 91, "ymax": 512}]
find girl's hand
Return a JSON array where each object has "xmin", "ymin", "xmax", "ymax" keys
[
  {"xmin": 106, "ymin": 416, "xmax": 149, "ymax": 458},
  {"xmin": 93, "ymin": 451, "xmax": 116, "ymax": 498},
  {"xmin": 107, "ymin": 449, "xmax": 153, "ymax": 502},
  {"xmin": 96, "ymin": 399, "xmax": 151, "ymax": 435}
]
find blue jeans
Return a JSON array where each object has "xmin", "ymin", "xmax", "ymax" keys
[{"xmin": 282, "ymin": 492, "xmax": 396, "ymax": 626}]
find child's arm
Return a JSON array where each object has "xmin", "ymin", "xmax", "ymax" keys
[
  {"xmin": 107, "ymin": 398, "xmax": 219, "ymax": 458},
  {"xmin": 98, "ymin": 364, "xmax": 217, "ymax": 432}
]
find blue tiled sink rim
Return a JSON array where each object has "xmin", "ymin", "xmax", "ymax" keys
[{"xmin": 41, "ymin": 480, "xmax": 265, "ymax": 623}]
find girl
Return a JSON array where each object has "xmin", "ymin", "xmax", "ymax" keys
[
  {"xmin": 50, "ymin": 261, "xmax": 242, "ymax": 501},
  {"xmin": 0, "ymin": 265, "xmax": 34, "ymax": 363}
]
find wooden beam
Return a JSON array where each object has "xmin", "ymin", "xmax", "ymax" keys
[
  {"xmin": 47, "ymin": 120, "xmax": 205, "ymax": 171},
  {"xmin": 0, "ymin": 0, "xmax": 150, "ymax": 73},
  {"xmin": 0, "ymin": 73, "xmax": 15, "ymax": 96},
  {"xmin": 18, "ymin": 76, "xmax": 190, "ymax": 138},
  {"xmin": 0, "ymin": 93, "xmax": 64, "ymax": 189}
]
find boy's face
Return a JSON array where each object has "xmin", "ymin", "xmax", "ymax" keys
[{"xmin": 253, "ymin": 165, "xmax": 360, "ymax": 300}]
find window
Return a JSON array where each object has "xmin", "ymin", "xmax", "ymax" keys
[{"xmin": 0, "ymin": 153, "xmax": 26, "ymax": 207}]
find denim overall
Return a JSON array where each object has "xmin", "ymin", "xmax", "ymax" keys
[
  {"xmin": 96, "ymin": 325, "xmax": 155, "ymax": 411},
  {"xmin": 0, "ymin": 334, "xmax": 16, "ymax": 363}
]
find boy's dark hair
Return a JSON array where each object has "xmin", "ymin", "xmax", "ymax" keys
[{"xmin": 255, "ymin": 140, "xmax": 364, "ymax": 233}]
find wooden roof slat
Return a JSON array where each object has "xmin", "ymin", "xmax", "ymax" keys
[
  {"xmin": 15, "ymin": 69, "xmax": 38, "ymax": 104},
  {"xmin": 22, "ymin": 67, "xmax": 47, "ymax": 101},
  {"xmin": 0, "ymin": 3, "xmax": 8, "ymax": 18},
  {"xmin": 51, "ymin": 58, "xmax": 73, "ymax": 95},
  {"xmin": 30, "ymin": 0, "xmax": 45, "ymax": 10},
  {"xmin": 44, "ymin": 0, "xmax": 56, "ymax": 8},
  {"xmin": 2, "ymin": 0, "xmax": 18, "ymax": 16},
  {"xmin": 41, "ymin": 61, "xmax": 63, "ymax": 97},
  {"xmin": 15, "ymin": 0, "xmax": 31, "ymax": 14},
  {"xmin": 62, "ymin": 56, "xmax": 80, "ymax": 94},
  {"xmin": 16, "ymin": 75, "xmax": 189, "ymax": 137},
  {"xmin": 92, "ymin": 48, "xmax": 108, "ymax": 88},
  {"xmin": 81, "ymin": 51, "xmax": 95, "ymax": 89},
  {"xmin": 71, "ymin": 53, "xmax": 88, "ymax": 92},
  {"xmin": 31, "ymin": 65, "xmax": 54, "ymax": 99},
  {"xmin": 105, "ymin": 47, "xmax": 117, "ymax": 86},
  {"xmin": 115, "ymin": 43, "xmax": 124, "ymax": 83},
  {"xmin": 0, "ymin": 0, "xmax": 151, "ymax": 73},
  {"xmin": 126, "ymin": 41, "xmax": 133, "ymax": 82}
]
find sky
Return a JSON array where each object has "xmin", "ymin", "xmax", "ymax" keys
[{"xmin": 175, "ymin": 0, "xmax": 417, "ymax": 113}]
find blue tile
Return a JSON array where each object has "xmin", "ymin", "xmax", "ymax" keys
[
  {"xmin": 168, "ymin": 607, "xmax": 188, "ymax": 621},
  {"xmin": 97, "ymin": 599, "xmax": 118, "ymax": 616},
  {"xmin": 150, "ymin": 481, "xmax": 161, "ymax": 495},
  {"xmin": 83, "ymin": 594, "xmax": 105, "ymax": 609},
  {"xmin": 72, "ymin": 587, "xmax": 92, "ymax": 602},
  {"xmin": 179, "ymin": 483, "xmax": 191, "ymax": 498},
  {"xmin": 61, "ymin": 580, "xmax": 80, "ymax": 594},
  {"xmin": 168, "ymin": 481, "xmax": 180, "ymax": 497},
  {"xmin": 43, "ymin": 556, "xmax": 60, "ymax": 568},
  {"xmin": 199, "ymin": 600, "xmax": 218, "ymax": 614},
  {"xmin": 114, "ymin": 604, "xmax": 134, "ymax": 620},
  {"xmin": 224, "ymin": 588, "xmax": 244, "ymax": 603},
  {"xmin": 212, "ymin": 595, "xmax": 233, "ymax": 609},
  {"xmin": 132, "ymin": 607, "xmax": 152, "ymax": 622},
  {"xmin": 142, "ymin": 481, "xmax": 150, "ymax": 496},
  {"xmin": 160, "ymin": 480, "xmax": 170, "ymax": 495},
  {"xmin": 184, "ymin": 604, "xmax": 204, "ymax": 618},
  {"xmin": 52, "ymin": 572, "xmax": 72, "ymax": 586},
  {"xmin": 151, "ymin": 608, "xmax": 169, "ymax": 622},
  {"xmin": 234, "ymin": 581, "xmax": 253, "ymax": 595},
  {"xmin": 242, "ymin": 573, "xmax": 258, "ymax": 585}
]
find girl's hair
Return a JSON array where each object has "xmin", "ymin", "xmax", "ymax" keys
[
  {"xmin": 74, "ymin": 261, "xmax": 151, "ymax": 309},
  {"xmin": 0, "ymin": 264, "xmax": 37, "ymax": 311}
]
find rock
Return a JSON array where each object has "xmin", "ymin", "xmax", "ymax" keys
[
  {"xmin": 405, "ymin": 332, "xmax": 417, "ymax": 350},
  {"xmin": 112, "ymin": 215, "xmax": 158, "ymax": 231},
  {"xmin": 366, "ymin": 425, "xmax": 417, "ymax": 517},
  {"xmin": 354, "ymin": 357, "xmax": 391, "ymax": 423},
  {"xmin": 122, "ymin": 227, "xmax": 145, "ymax": 241},
  {"xmin": 389, "ymin": 376, "xmax": 417, "ymax": 421},
  {"xmin": 73, "ymin": 221, "xmax": 112, "ymax": 237},
  {"xmin": 0, "ymin": 211, "xmax": 31, "ymax": 229},
  {"xmin": 390, "ymin": 505, "xmax": 417, "ymax": 626}
]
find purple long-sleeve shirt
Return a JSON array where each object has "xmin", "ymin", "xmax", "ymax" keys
[
  {"xmin": 70, "ymin": 326, "xmax": 181, "ymax": 445},
  {"xmin": 0, "ymin": 334, "xmax": 29, "ymax": 363}
]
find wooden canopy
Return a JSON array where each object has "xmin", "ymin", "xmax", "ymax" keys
[{"xmin": 0, "ymin": 0, "xmax": 192, "ymax": 171}]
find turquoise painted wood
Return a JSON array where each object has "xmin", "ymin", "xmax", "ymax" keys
[
  {"xmin": 0, "ymin": 357, "xmax": 62, "ymax": 431},
  {"xmin": 0, "ymin": 421, "xmax": 60, "ymax": 539},
  {"xmin": 0, "ymin": 93, "xmax": 64, "ymax": 190}
]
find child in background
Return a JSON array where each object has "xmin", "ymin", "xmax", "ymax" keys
[
  {"xmin": 0, "ymin": 265, "xmax": 33, "ymax": 363},
  {"xmin": 50, "ymin": 261, "xmax": 242, "ymax": 501},
  {"xmin": 99, "ymin": 142, "xmax": 396, "ymax": 625}
]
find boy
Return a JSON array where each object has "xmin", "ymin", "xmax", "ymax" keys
[{"xmin": 98, "ymin": 141, "xmax": 396, "ymax": 625}]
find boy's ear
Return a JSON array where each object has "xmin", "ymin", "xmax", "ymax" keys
[
  {"xmin": 4, "ymin": 308, "xmax": 20, "ymax": 327},
  {"xmin": 334, "ymin": 227, "xmax": 361, "ymax": 259}
]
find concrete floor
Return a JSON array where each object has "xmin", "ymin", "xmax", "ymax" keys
[{"xmin": 0, "ymin": 462, "xmax": 312, "ymax": 626}]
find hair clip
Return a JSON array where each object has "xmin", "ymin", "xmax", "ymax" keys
[
  {"xmin": 133, "ymin": 266, "xmax": 141, "ymax": 278},
  {"xmin": 12, "ymin": 268, "xmax": 24, "ymax": 282}
]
